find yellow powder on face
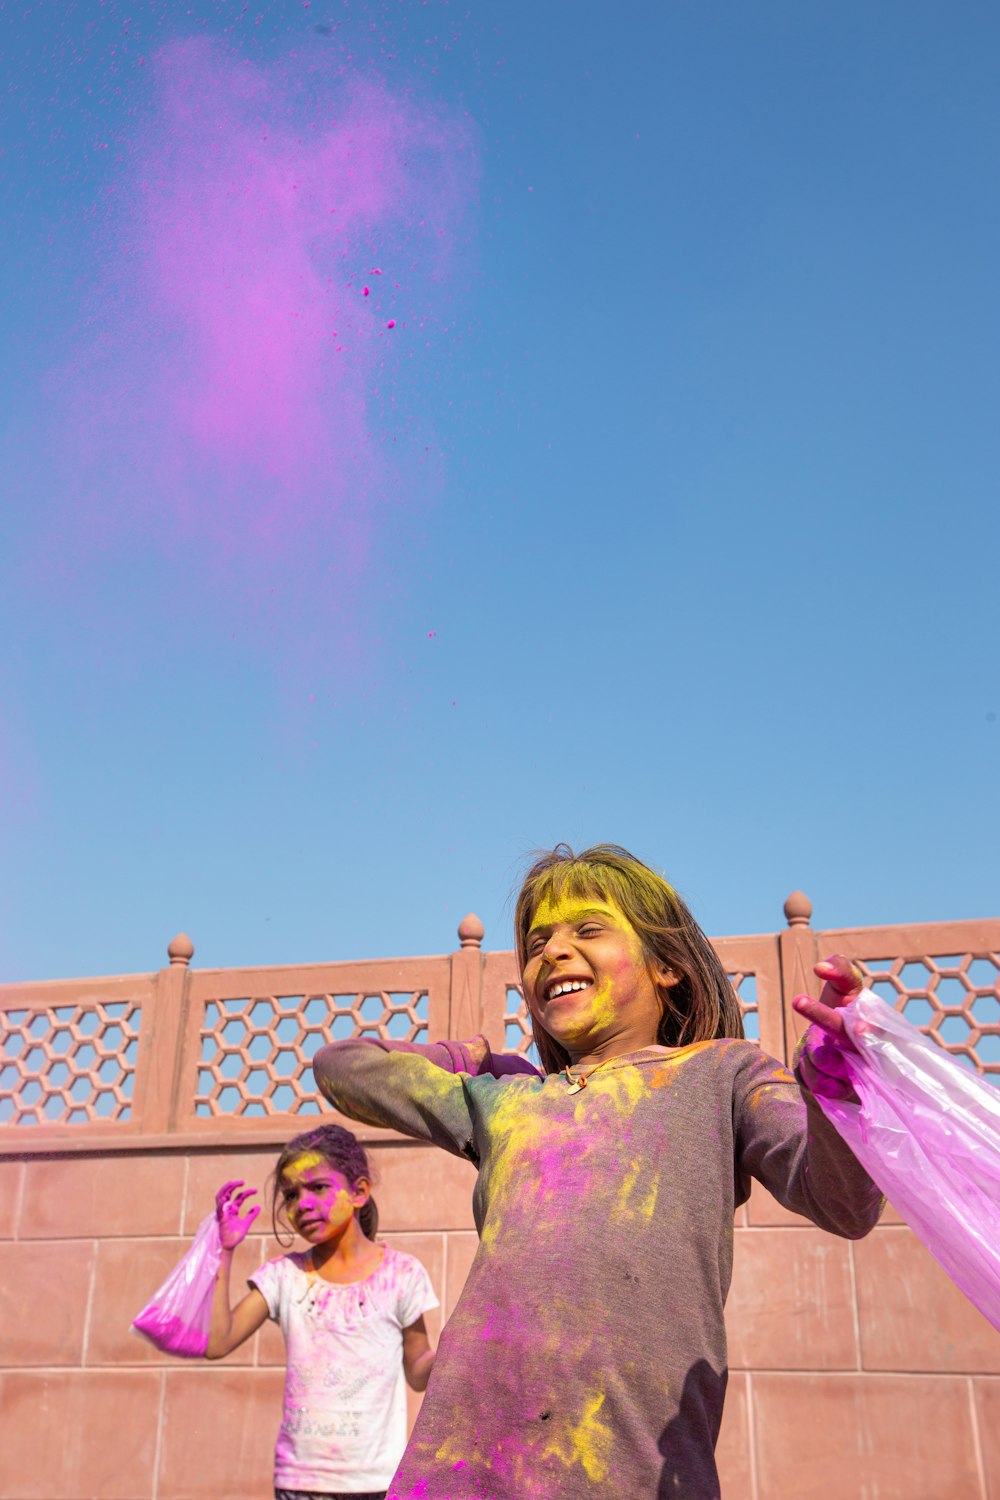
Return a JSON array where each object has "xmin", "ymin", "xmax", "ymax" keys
[
  {"xmin": 281, "ymin": 1153, "xmax": 356, "ymax": 1228},
  {"xmin": 528, "ymin": 894, "xmax": 637, "ymax": 949},
  {"xmin": 549, "ymin": 977, "xmax": 618, "ymax": 1045},
  {"xmin": 282, "ymin": 1150, "xmax": 331, "ymax": 1182},
  {"xmin": 525, "ymin": 895, "xmax": 652, "ymax": 1041}
]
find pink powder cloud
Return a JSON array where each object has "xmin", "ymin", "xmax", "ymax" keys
[{"xmin": 55, "ymin": 35, "xmax": 477, "ymax": 579}]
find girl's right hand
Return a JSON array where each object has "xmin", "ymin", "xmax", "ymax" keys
[
  {"xmin": 215, "ymin": 1180, "xmax": 261, "ymax": 1251},
  {"xmin": 792, "ymin": 955, "xmax": 863, "ymax": 1100}
]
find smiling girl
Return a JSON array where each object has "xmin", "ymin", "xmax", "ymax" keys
[
  {"xmin": 206, "ymin": 1124, "xmax": 438, "ymax": 1500},
  {"xmin": 314, "ymin": 845, "xmax": 883, "ymax": 1500}
]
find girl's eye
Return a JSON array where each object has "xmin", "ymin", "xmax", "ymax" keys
[{"xmin": 578, "ymin": 925, "xmax": 602, "ymax": 937}]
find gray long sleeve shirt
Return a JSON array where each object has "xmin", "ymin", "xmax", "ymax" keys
[{"xmin": 315, "ymin": 1035, "xmax": 883, "ymax": 1500}]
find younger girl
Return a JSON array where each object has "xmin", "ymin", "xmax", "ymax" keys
[
  {"xmin": 314, "ymin": 844, "xmax": 883, "ymax": 1500},
  {"xmin": 206, "ymin": 1123, "xmax": 438, "ymax": 1500}
]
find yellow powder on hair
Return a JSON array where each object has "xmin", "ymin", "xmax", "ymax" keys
[{"xmin": 281, "ymin": 1150, "xmax": 329, "ymax": 1180}]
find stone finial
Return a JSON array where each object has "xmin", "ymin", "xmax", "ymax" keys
[
  {"xmin": 783, "ymin": 891, "xmax": 813, "ymax": 928},
  {"xmin": 457, "ymin": 913, "xmax": 485, "ymax": 949},
  {"xmin": 168, "ymin": 932, "xmax": 195, "ymax": 967}
]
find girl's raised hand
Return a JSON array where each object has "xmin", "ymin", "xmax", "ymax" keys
[
  {"xmin": 215, "ymin": 1179, "xmax": 261, "ymax": 1251},
  {"xmin": 791, "ymin": 955, "xmax": 864, "ymax": 1100},
  {"xmin": 792, "ymin": 954, "xmax": 864, "ymax": 1039}
]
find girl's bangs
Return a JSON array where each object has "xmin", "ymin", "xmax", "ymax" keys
[{"xmin": 536, "ymin": 860, "xmax": 612, "ymax": 911}]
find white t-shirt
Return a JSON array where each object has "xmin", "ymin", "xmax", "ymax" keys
[{"xmin": 250, "ymin": 1244, "xmax": 438, "ymax": 1493}]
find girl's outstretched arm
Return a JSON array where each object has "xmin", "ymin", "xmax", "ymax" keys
[
  {"xmin": 734, "ymin": 968, "xmax": 885, "ymax": 1238},
  {"xmin": 314, "ymin": 1038, "xmax": 480, "ymax": 1158},
  {"xmin": 402, "ymin": 1314, "xmax": 436, "ymax": 1392},
  {"xmin": 205, "ymin": 1180, "xmax": 269, "ymax": 1358}
]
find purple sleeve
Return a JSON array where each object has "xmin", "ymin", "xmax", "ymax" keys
[
  {"xmin": 347, "ymin": 1033, "xmax": 542, "ymax": 1079},
  {"xmin": 313, "ymin": 1033, "xmax": 541, "ymax": 1156}
]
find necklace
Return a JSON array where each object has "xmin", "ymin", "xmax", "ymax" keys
[
  {"xmin": 564, "ymin": 1046, "xmax": 665, "ymax": 1094},
  {"xmin": 564, "ymin": 1058, "xmax": 611, "ymax": 1095}
]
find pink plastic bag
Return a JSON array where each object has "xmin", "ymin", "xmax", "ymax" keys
[
  {"xmin": 814, "ymin": 988, "xmax": 1000, "ymax": 1331},
  {"xmin": 131, "ymin": 1212, "xmax": 223, "ymax": 1357}
]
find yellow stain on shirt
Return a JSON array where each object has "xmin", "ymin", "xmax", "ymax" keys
[
  {"xmin": 584, "ymin": 1062, "xmax": 649, "ymax": 1117},
  {"xmin": 475, "ymin": 1029, "xmax": 718, "ymax": 1254},
  {"xmin": 646, "ymin": 1040, "xmax": 716, "ymax": 1090},
  {"xmin": 476, "ymin": 1083, "xmax": 575, "ymax": 1253},
  {"xmin": 433, "ymin": 1430, "xmax": 470, "ymax": 1469},
  {"xmin": 478, "ymin": 1052, "xmax": 670, "ymax": 1251},
  {"xmin": 541, "ymin": 1390, "xmax": 614, "ymax": 1483},
  {"xmin": 572, "ymin": 1068, "xmax": 657, "ymax": 1223},
  {"xmin": 608, "ymin": 1142, "xmax": 659, "ymax": 1225}
]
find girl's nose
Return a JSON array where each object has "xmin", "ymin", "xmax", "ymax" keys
[{"xmin": 542, "ymin": 931, "xmax": 573, "ymax": 964}]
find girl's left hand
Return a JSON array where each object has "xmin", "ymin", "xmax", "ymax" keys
[
  {"xmin": 791, "ymin": 955, "xmax": 864, "ymax": 1100},
  {"xmin": 215, "ymin": 1180, "xmax": 261, "ymax": 1251}
]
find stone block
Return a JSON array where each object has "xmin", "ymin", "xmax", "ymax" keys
[
  {"xmin": 753, "ymin": 1372, "xmax": 982, "ymax": 1499},
  {"xmin": 728, "ymin": 1228, "xmax": 857, "ymax": 1370},
  {"xmin": 855, "ymin": 1225, "xmax": 1000, "ymax": 1373},
  {"xmin": 0, "ymin": 1369, "xmax": 160, "ymax": 1498},
  {"xmin": 0, "ymin": 1240, "xmax": 95, "ymax": 1366},
  {"xmin": 159, "ymin": 1366, "xmax": 286, "ymax": 1499},
  {"xmin": 22, "ymin": 1153, "xmax": 186, "ymax": 1238}
]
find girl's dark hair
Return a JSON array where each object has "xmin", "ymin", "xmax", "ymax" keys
[
  {"xmin": 270, "ymin": 1123, "xmax": 378, "ymax": 1247},
  {"xmin": 514, "ymin": 843, "xmax": 745, "ymax": 1075}
]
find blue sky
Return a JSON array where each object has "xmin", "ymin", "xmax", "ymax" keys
[{"xmin": 1, "ymin": 0, "xmax": 997, "ymax": 983}]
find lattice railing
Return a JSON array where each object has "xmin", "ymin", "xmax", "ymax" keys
[
  {"xmin": 2, "ymin": 907, "xmax": 997, "ymax": 1146},
  {"xmin": 193, "ymin": 987, "xmax": 431, "ymax": 1118},
  {"xmin": 166, "ymin": 954, "xmax": 452, "ymax": 1135},
  {"xmin": 501, "ymin": 982, "xmax": 536, "ymax": 1062},
  {"xmin": 851, "ymin": 949, "xmax": 1000, "ymax": 1076},
  {"xmin": 727, "ymin": 971, "xmax": 759, "ymax": 1040},
  {"xmin": 0, "ymin": 998, "xmax": 141, "ymax": 1126}
]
